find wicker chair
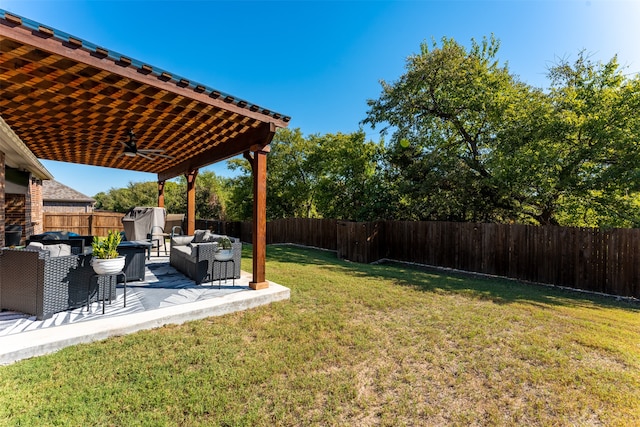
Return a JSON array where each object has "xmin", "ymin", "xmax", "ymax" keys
[{"xmin": 0, "ymin": 249, "xmax": 115, "ymax": 320}]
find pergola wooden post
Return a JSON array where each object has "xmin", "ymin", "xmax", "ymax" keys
[
  {"xmin": 244, "ymin": 144, "xmax": 270, "ymax": 289},
  {"xmin": 157, "ymin": 180, "xmax": 165, "ymax": 208},
  {"xmin": 185, "ymin": 169, "xmax": 198, "ymax": 235},
  {"xmin": 242, "ymin": 124, "xmax": 275, "ymax": 289}
]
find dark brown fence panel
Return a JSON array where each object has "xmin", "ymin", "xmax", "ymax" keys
[
  {"xmin": 336, "ymin": 221, "xmax": 382, "ymax": 264},
  {"xmin": 196, "ymin": 220, "xmax": 243, "ymax": 238},
  {"xmin": 265, "ymin": 218, "xmax": 338, "ymax": 249},
  {"xmin": 192, "ymin": 218, "xmax": 639, "ymax": 298},
  {"xmin": 377, "ymin": 221, "xmax": 639, "ymax": 298},
  {"xmin": 337, "ymin": 221, "xmax": 356, "ymax": 262}
]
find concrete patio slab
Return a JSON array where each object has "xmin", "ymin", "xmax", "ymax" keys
[{"xmin": 0, "ymin": 257, "xmax": 290, "ymax": 365}]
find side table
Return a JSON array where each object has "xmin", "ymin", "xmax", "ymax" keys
[
  {"xmin": 88, "ymin": 271, "xmax": 127, "ymax": 314},
  {"xmin": 117, "ymin": 241, "xmax": 152, "ymax": 281},
  {"xmin": 211, "ymin": 259, "xmax": 235, "ymax": 289}
]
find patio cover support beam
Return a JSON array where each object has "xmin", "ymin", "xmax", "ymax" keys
[
  {"xmin": 244, "ymin": 133, "xmax": 274, "ymax": 290},
  {"xmin": 185, "ymin": 169, "xmax": 198, "ymax": 235},
  {"xmin": 157, "ymin": 180, "xmax": 165, "ymax": 208},
  {"xmin": 157, "ymin": 122, "xmax": 277, "ymax": 182}
]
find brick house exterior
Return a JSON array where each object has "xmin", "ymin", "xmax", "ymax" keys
[{"xmin": 0, "ymin": 116, "xmax": 53, "ymax": 246}]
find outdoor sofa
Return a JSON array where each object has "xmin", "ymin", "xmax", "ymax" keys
[
  {"xmin": 27, "ymin": 232, "xmax": 94, "ymax": 255},
  {"xmin": 0, "ymin": 247, "xmax": 115, "ymax": 320},
  {"xmin": 170, "ymin": 230, "xmax": 241, "ymax": 285}
]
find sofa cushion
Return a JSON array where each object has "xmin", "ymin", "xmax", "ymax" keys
[
  {"xmin": 173, "ymin": 244, "xmax": 196, "ymax": 260},
  {"xmin": 26, "ymin": 242, "xmax": 45, "ymax": 251},
  {"xmin": 172, "ymin": 235, "xmax": 193, "ymax": 246},
  {"xmin": 43, "ymin": 243, "xmax": 72, "ymax": 257}
]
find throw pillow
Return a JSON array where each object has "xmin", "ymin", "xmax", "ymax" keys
[
  {"xmin": 172, "ymin": 235, "xmax": 193, "ymax": 246},
  {"xmin": 193, "ymin": 229, "xmax": 208, "ymax": 243}
]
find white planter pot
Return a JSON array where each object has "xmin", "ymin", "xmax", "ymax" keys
[
  {"xmin": 214, "ymin": 249, "xmax": 234, "ymax": 261},
  {"xmin": 92, "ymin": 256, "xmax": 126, "ymax": 275}
]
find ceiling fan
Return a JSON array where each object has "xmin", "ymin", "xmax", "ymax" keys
[{"xmin": 118, "ymin": 129, "xmax": 174, "ymax": 160}]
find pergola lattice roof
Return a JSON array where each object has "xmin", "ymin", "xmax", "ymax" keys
[{"xmin": 0, "ymin": 9, "xmax": 290, "ymax": 180}]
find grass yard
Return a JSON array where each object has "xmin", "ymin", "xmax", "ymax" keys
[{"xmin": 0, "ymin": 245, "xmax": 638, "ymax": 426}]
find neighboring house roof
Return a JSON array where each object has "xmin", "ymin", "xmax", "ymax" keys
[{"xmin": 42, "ymin": 180, "xmax": 96, "ymax": 204}]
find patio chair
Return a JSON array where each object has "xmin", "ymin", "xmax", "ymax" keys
[
  {"xmin": 147, "ymin": 213, "xmax": 185, "ymax": 257},
  {"xmin": 148, "ymin": 225, "xmax": 167, "ymax": 257}
]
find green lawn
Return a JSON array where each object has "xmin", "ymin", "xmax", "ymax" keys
[{"xmin": 1, "ymin": 245, "xmax": 638, "ymax": 426}]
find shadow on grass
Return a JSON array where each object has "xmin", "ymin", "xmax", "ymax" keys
[{"xmin": 262, "ymin": 244, "xmax": 640, "ymax": 312}]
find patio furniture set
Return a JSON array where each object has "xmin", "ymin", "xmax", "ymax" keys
[
  {"xmin": 170, "ymin": 229, "xmax": 242, "ymax": 285},
  {"xmin": 0, "ymin": 229, "xmax": 241, "ymax": 320}
]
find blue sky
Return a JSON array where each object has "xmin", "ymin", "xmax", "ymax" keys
[{"xmin": 2, "ymin": 0, "xmax": 640, "ymax": 197}]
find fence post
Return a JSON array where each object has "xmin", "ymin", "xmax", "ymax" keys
[{"xmin": 88, "ymin": 213, "xmax": 94, "ymax": 235}]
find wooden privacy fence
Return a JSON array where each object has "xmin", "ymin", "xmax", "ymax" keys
[
  {"xmin": 43, "ymin": 212, "xmax": 124, "ymax": 236},
  {"xmin": 207, "ymin": 218, "xmax": 639, "ymax": 298},
  {"xmin": 380, "ymin": 221, "xmax": 640, "ymax": 298},
  {"xmin": 204, "ymin": 218, "xmax": 338, "ymax": 250},
  {"xmin": 338, "ymin": 221, "xmax": 640, "ymax": 298}
]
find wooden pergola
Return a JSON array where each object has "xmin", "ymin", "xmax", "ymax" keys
[{"xmin": 0, "ymin": 10, "xmax": 289, "ymax": 289}]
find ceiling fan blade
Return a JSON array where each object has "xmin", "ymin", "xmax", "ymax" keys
[
  {"xmin": 139, "ymin": 149, "xmax": 174, "ymax": 159},
  {"xmin": 137, "ymin": 152, "xmax": 154, "ymax": 160}
]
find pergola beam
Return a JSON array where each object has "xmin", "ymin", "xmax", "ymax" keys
[{"xmin": 157, "ymin": 122, "xmax": 276, "ymax": 181}]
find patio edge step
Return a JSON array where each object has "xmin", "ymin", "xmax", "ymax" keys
[{"xmin": 0, "ymin": 282, "xmax": 290, "ymax": 365}]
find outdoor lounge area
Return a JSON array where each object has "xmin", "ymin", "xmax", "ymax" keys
[
  {"xmin": 0, "ymin": 8, "xmax": 293, "ymax": 365},
  {"xmin": 0, "ymin": 9, "xmax": 290, "ymax": 295},
  {"xmin": 0, "ymin": 254, "xmax": 290, "ymax": 365}
]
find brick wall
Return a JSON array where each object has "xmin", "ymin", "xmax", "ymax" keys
[
  {"xmin": 43, "ymin": 202, "xmax": 93, "ymax": 213},
  {"xmin": 30, "ymin": 178, "xmax": 44, "ymax": 234},
  {"xmin": 5, "ymin": 193, "xmax": 25, "ymax": 245}
]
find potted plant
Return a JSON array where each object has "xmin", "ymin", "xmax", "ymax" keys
[
  {"xmin": 91, "ymin": 230, "xmax": 125, "ymax": 275},
  {"xmin": 214, "ymin": 236, "xmax": 234, "ymax": 261}
]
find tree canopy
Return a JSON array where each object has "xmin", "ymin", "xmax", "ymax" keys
[
  {"xmin": 364, "ymin": 36, "xmax": 640, "ymax": 226},
  {"xmin": 95, "ymin": 36, "xmax": 640, "ymax": 228},
  {"xmin": 94, "ymin": 171, "xmax": 229, "ymax": 220},
  {"xmin": 227, "ymin": 128, "xmax": 386, "ymax": 221}
]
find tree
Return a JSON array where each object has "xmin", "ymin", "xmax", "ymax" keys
[
  {"xmin": 533, "ymin": 53, "xmax": 640, "ymax": 226},
  {"xmin": 94, "ymin": 181, "xmax": 157, "ymax": 212},
  {"xmin": 310, "ymin": 131, "xmax": 388, "ymax": 221},
  {"xmin": 93, "ymin": 171, "xmax": 229, "ymax": 219},
  {"xmin": 226, "ymin": 128, "xmax": 387, "ymax": 221},
  {"xmin": 364, "ymin": 35, "xmax": 536, "ymax": 222},
  {"xmin": 364, "ymin": 36, "xmax": 640, "ymax": 226},
  {"xmin": 227, "ymin": 128, "xmax": 319, "ymax": 220}
]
